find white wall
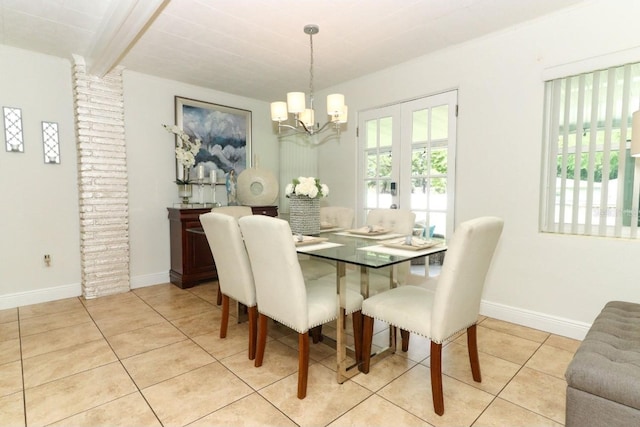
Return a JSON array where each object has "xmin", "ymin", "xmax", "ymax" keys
[
  {"xmin": 123, "ymin": 71, "xmax": 278, "ymax": 287},
  {"xmin": 317, "ymin": 0, "xmax": 640, "ymax": 339},
  {"xmin": 0, "ymin": 45, "xmax": 81, "ymax": 308},
  {"xmin": 0, "ymin": 46, "xmax": 277, "ymax": 308}
]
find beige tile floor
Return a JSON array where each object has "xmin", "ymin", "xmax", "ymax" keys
[{"xmin": 0, "ymin": 281, "xmax": 581, "ymax": 427}]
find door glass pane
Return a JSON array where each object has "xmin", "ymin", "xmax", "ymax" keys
[
  {"xmin": 379, "ymin": 117, "xmax": 392, "ymax": 147},
  {"xmin": 431, "ymin": 105, "xmax": 449, "ymax": 140},
  {"xmin": 365, "ymin": 180, "xmax": 377, "ymax": 208},
  {"xmin": 366, "ymin": 152, "xmax": 377, "ymax": 178},
  {"xmin": 410, "ymin": 178, "xmax": 428, "ymax": 213},
  {"xmin": 379, "ymin": 151, "xmax": 392, "ymax": 178},
  {"xmin": 366, "ymin": 180, "xmax": 394, "ymax": 209},
  {"xmin": 412, "ymin": 109, "xmax": 428, "ymax": 142},
  {"xmin": 366, "ymin": 120, "xmax": 377, "ymax": 149},
  {"xmin": 379, "ymin": 180, "xmax": 393, "ymax": 207},
  {"xmin": 411, "ymin": 147, "xmax": 428, "ymax": 175},
  {"xmin": 430, "ymin": 178, "xmax": 447, "ymax": 210},
  {"xmin": 430, "ymin": 212, "xmax": 447, "ymax": 238},
  {"xmin": 413, "ymin": 211, "xmax": 428, "ymax": 236},
  {"xmin": 430, "ymin": 146, "xmax": 447, "ymax": 175}
]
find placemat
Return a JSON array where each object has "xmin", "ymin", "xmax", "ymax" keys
[
  {"xmin": 334, "ymin": 231, "xmax": 404, "ymax": 240},
  {"xmin": 293, "ymin": 235, "xmax": 328, "ymax": 246},
  {"xmin": 346, "ymin": 226, "xmax": 390, "ymax": 236},
  {"xmin": 382, "ymin": 237, "xmax": 440, "ymax": 251},
  {"xmin": 357, "ymin": 244, "xmax": 445, "ymax": 257},
  {"xmin": 296, "ymin": 242, "xmax": 344, "ymax": 253}
]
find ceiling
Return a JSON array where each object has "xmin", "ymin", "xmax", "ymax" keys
[{"xmin": 0, "ymin": 0, "xmax": 586, "ymax": 102}]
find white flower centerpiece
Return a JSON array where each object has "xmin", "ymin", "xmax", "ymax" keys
[
  {"xmin": 163, "ymin": 124, "xmax": 202, "ymax": 203},
  {"xmin": 286, "ymin": 176, "xmax": 329, "ymax": 235}
]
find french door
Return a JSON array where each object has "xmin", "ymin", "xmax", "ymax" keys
[{"xmin": 357, "ymin": 90, "xmax": 457, "ymax": 239}]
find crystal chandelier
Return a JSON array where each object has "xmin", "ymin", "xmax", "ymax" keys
[{"xmin": 270, "ymin": 24, "xmax": 347, "ymax": 139}]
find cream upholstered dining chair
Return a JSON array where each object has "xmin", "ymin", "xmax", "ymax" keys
[
  {"xmin": 238, "ymin": 215, "xmax": 364, "ymax": 399},
  {"xmin": 199, "ymin": 212, "xmax": 258, "ymax": 360},
  {"xmin": 350, "ymin": 208, "xmax": 416, "ymax": 293},
  {"xmin": 320, "ymin": 206, "xmax": 354, "ymax": 229},
  {"xmin": 210, "ymin": 205, "xmax": 253, "ymax": 305},
  {"xmin": 211, "ymin": 205, "xmax": 253, "ymax": 219},
  {"xmin": 298, "ymin": 206, "xmax": 355, "ymax": 281},
  {"xmin": 365, "ymin": 208, "xmax": 415, "ymax": 234},
  {"xmin": 360, "ymin": 216, "xmax": 504, "ymax": 416}
]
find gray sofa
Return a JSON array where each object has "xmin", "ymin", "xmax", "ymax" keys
[{"xmin": 565, "ymin": 301, "xmax": 640, "ymax": 427}]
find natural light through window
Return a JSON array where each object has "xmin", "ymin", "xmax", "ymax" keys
[{"xmin": 541, "ymin": 62, "xmax": 640, "ymax": 238}]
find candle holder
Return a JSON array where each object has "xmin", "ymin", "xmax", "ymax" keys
[
  {"xmin": 198, "ymin": 178, "xmax": 205, "ymax": 204},
  {"xmin": 210, "ymin": 181, "xmax": 221, "ymax": 207},
  {"xmin": 177, "ymin": 184, "xmax": 193, "ymax": 205}
]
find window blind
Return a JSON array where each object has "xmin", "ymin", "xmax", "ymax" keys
[{"xmin": 541, "ymin": 62, "xmax": 640, "ymax": 238}]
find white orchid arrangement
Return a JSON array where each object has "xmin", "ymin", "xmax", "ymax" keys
[
  {"xmin": 163, "ymin": 124, "xmax": 202, "ymax": 184},
  {"xmin": 285, "ymin": 176, "xmax": 329, "ymax": 199}
]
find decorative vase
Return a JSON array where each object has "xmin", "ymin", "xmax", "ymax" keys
[
  {"xmin": 289, "ymin": 195, "xmax": 320, "ymax": 236},
  {"xmin": 236, "ymin": 167, "xmax": 279, "ymax": 206},
  {"xmin": 177, "ymin": 183, "xmax": 193, "ymax": 204}
]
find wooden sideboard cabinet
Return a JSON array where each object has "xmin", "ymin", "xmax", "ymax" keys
[
  {"xmin": 167, "ymin": 206, "xmax": 278, "ymax": 288},
  {"xmin": 250, "ymin": 205, "xmax": 278, "ymax": 217}
]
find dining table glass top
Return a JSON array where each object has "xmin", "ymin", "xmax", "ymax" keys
[{"xmin": 298, "ymin": 229, "xmax": 447, "ymax": 268}]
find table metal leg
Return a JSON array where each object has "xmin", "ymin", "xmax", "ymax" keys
[
  {"xmin": 360, "ymin": 265, "xmax": 369, "ymax": 298},
  {"xmin": 336, "ymin": 261, "xmax": 348, "ymax": 383}
]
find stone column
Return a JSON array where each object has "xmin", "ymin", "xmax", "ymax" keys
[{"xmin": 72, "ymin": 56, "xmax": 130, "ymax": 299}]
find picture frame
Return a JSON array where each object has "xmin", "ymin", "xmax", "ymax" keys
[{"xmin": 174, "ymin": 96, "xmax": 251, "ymax": 183}]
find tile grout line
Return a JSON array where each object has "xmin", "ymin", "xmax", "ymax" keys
[
  {"xmin": 17, "ymin": 305, "xmax": 27, "ymax": 427},
  {"xmin": 77, "ymin": 294, "xmax": 164, "ymax": 427}
]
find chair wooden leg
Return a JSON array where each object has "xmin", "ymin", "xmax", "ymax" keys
[
  {"xmin": 351, "ymin": 311, "xmax": 363, "ymax": 365},
  {"xmin": 430, "ymin": 341, "xmax": 444, "ymax": 416},
  {"xmin": 216, "ymin": 286, "xmax": 222, "ymax": 305},
  {"xmin": 467, "ymin": 324, "xmax": 482, "ymax": 382},
  {"xmin": 220, "ymin": 295, "xmax": 230, "ymax": 339},
  {"xmin": 247, "ymin": 306, "xmax": 258, "ymax": 360},
  {"xmin": 360, "ymin": 315, "xmax": 374, "ymax": 373},
  {"xmin": 309, "ymin": 325, "xmax": 323, "ymax": 344},
  {"xmin": 254, "ymin": 313, "xmax": 268, "ymax": 367},
  {"xmin": 298, "ymin": 332, "xmax": 309, "ymax": 399},
  {"xmin": 400, "ymin": 329, "xmax": 410, "ymax": 352}
]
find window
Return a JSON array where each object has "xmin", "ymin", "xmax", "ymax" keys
[{"xmin": 541, "ymin": 62, "xmax": 640, "ymax": 238}]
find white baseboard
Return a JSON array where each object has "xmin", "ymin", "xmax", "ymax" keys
[
  {"xmin": 480, "ymin": 299, "xmax": 591, "ymax": 341},
  {"xmin": 0, "ymin": 271, "xmax": 170, "ymax": 310},
  {"xmin": 0, "ymin": 283, "xmax": 81, "ymax": 310},
  {"xmin": 130, "ymin": 271, "xmax": 170, "ymax": 289}
]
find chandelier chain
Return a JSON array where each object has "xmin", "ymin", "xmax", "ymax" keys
[{"xmin": 309, "ymin": 31, "xmax": 314, "ymax": 110}]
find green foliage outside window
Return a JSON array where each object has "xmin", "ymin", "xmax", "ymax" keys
[
  {"xmin": 557, "ymin": 151, "xmax": 619, "ymax": 182},
  {"xmin": 366, "ymin": 148, "xmax": 447, "ymax": 193}
]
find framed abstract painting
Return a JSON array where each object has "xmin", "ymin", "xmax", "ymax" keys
[{"xmin": 174, "ymin": 96, "xmax": 251, "ymax": 183}]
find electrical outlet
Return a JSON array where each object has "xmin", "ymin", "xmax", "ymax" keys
[{"xmin": 44, "ymin": 254, "xmax": 51, "ymax": 267}]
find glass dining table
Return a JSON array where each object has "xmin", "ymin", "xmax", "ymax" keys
[{"xmin": 296, "ymin": 228, "xmax": 448, "ymax": 383}]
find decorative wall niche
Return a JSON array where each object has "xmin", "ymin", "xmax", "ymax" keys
[
  {"xmin": 42, "ymin": 121, "xmax": 60, "ymax": 164},
  {"xmin": 3, "ymin": 106, "xmax": 24, "ymax": 152}
]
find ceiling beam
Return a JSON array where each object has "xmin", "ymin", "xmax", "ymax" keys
[{"xmin": 88, "ymin": 0, "xmax": 169, "ymax": 77}]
